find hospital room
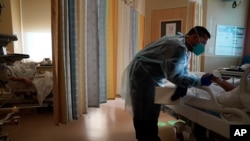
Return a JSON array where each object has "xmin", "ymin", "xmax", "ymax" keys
[{"xmin": 0, "ymin": 0, "xmax": 249, "ymax": 141}]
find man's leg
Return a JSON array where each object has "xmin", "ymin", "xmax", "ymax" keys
[
  {"xmin": 130, "ymin": 67, "xmax": 162, "ymax": 141},
  {"xmin": 133, "ymin": 117, "xmax": 161, "ymax": 141}
]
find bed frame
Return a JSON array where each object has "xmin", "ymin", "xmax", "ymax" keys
[{"xmin": 162, "ymin": 86, "xmax": 250, "ymax": 140}]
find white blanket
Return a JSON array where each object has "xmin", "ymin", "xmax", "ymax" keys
[
  {"xmin": 6, "ymin": 61, "xmax": 53, "ymax": 105},
  {"xmin": 33, "ymin": 71, "xmax": 53, "ymax": 105},
  {"xmin": 155, "ymin": 83, "xmax": 248, "ymax": 111}
]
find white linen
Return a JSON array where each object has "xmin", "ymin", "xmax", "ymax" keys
[
  {"xmin": 5, "ymin": 61, "xmax": 53, "ymax": 105},
  {"xmin": 33, "ymin": 71, "xmax": 53, "ymax": 105},
  {"xmin": 154, "ymin": 85, "xmax": 179, "ymax": 105},
  {"xmin": 184, "ymin": 84, "xmax": 245, "ymax": 109}
]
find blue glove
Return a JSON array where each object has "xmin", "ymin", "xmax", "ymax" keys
[
  {"xmin": 201, "ymin": 73, "xmax": 213, "ymax": 86},
  {"xmin": 171, "ymin": 86, "xmax": 188, "ymax": 101}
]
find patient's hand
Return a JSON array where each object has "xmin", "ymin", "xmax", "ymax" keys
[
  {"xmin": 22, "ymin": 78, "xmax": 33, "ymax": 86},
  {"xmin": 211, "ymin": 76, "xmax": 236, "ymax": 91},
  {"xmin": 211, "ymin": 76, "xmax": 221, "ymax": 83}
]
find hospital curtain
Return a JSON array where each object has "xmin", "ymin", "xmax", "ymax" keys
[
  {"xmin": 98, "ymin": 0, "xmax": 108, "ymax": 103},
  {"xmin": 106, "ymin": 0, "xmax": 118, "ymax": 99},
  {"xmin": 51, "ymin": 0, "xmax": 145, "ymax": 124},
  {"xmin": 187, "ymin": 0, "xmax": 203, "ymax": 72},
  {"xmin": 85, "ymin": 0, "xmax": 117, "ymax": 106},
  {"xmin": 51, "ymin": 0, "xmax": 86, "ymax": 124},
  {"xmin": 86, "ymin": 0, "xmax": 118, "ymax": 105},
  {"xmin": 116, "ymin": 0, "xmax": 145, "ymax": 95},
  {"xmin": 138, "ymin": 15, "xmax": 145, "ymax": 50},
  {"xmin": 77, "ymin": 0, "xmax": 87, "ymax": 117},
  {"xmin": 86, "ymin": 0, "xmax": 145, "ymax": 104},
  {"xmin": 85, "ymin": 0, "xmax": 101, "ymax": 107}
]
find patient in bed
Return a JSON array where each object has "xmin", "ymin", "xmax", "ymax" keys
[
  {"xmin": 211, "ymin": 66, "xmax": 250, "ymax": 110},
  {"xmin": 6, "ymin": 61, "xmax": 53, "ymax": 105}
]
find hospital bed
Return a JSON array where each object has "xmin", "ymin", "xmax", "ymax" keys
[
  {"xmin": 0, "ymin": 33, "xmax": 53, "ymax": 109},
  {"xmin": 155, "ymin": 66, "xmax": 250, "ymax": 140},
  {"xmin": 0, "ymin": 62, "xmax": 53, "ymax": 109}
]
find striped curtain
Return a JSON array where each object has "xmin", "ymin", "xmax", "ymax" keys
[
  {"xmin": 98, "ymin": 0, "xmax": 107, "ymax": 103},
  {"xmin": 116, "ymin": 1, "xmax": 145, "ymax": 95},
  {"xmin": 51, "ymin": 0, "xmax": 86, "ymax": 124},
  {"xmin": 187, "ymin": 0, "xmax": 203, "ymax": 72},
  {"xmin": 85, "ymin": 0, "xmax": 100, "ymax": 107},
  {"xmin": 106, "ymin": 0, "xmax": 118, "ymax": 99},
  {"xmin": 87, "ymin": 0, "xmax": 145, "ymax": 103},
  {"xmin": 97, "ymin": 0, "xmax": 145, "ymax": 102},
  {"xmin": 85, "ymin": 0, "xmax": 118, "ymax": 106},
  {"xmin": 51, "ymin": 0, "xmax": 145, "ymax": 123}
]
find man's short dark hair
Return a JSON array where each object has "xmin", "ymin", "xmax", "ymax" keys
[{"xmin": 187, "ymin": 26, "xmax": 211, "ymax": 38}]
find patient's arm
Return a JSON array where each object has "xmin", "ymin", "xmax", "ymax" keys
[
  {"xmin": 10, "ymin": 77, "xmax": 33, "ymax": 86},
  {"xmin": 211, "ymin": 76, "xmax": 236, "ymax": 91}
]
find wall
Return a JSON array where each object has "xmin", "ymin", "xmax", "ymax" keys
[
  {"xmin": 0, "ymin": 0, "xmax": 12, "ymax": 34},
  {"xmin": 11, "ymin": 0, "xmax": 22, "ymax": 54},
  {"xmin": 21, "ymin": 0, "xmax": 51, "ymax": 62},
  {"xmin": 0, "ymin": 0, "xmax": 14, "ymax": 52},
  {"xmin": 0, "ymin": 0, "xmax": 51, "ymax": 60},
  {"xmin": 203, "ymin": 0, "xmax": 249, "ymax": 72},
  {"xmin": 145, "ymin": 0, "xmax": 188, "ymax": 45},
  {"xmin": 145, "ymin": 0, "xmax": 249, "ymax": 73}
]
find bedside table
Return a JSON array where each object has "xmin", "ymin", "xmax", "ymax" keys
[{"xmin": 36, "ymin": 65, "xmax": 53, "ymax": 74}]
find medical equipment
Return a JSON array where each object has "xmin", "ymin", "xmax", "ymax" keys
[
  {"xmin": 0, "ymin": 106, "xmax": 20, "ymax": 141},
  {"xmin": 0, "ymin": 33, "xmax": 26, "ymax": 141}
]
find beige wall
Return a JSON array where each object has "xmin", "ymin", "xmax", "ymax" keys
[
  {"xmin": 151, "ymin": 7, "xmax": 187, "ymax": 41},
  {"xmin": 21, "ymin": 0, "xmax": 51, "ymax": 32},
  {"xmin": 21, "ymin": 0, "xmax": 51, "ymax": 61},
  {"xmin": 145, "ymin": 0, "xmax": 188, "ymax": 45},
  {"xmin": 203, "ymin": 0, "xmax": 249, "ymax": 72},
  {"xmin": 11, "ymin": 0, "xmax": 22, "ymax": 53},
  {"xmin": 0, "ymin": 0, "xmax": 12, "ymax": 34},
  {"xmin": 0, "ymin": 0, "xmax": 14, "ymax": 52},
  {"xmin": 145, "ymin": 0, "xmax": 249, "ymax": 73},
  {"xmin": 2, "ymin": 0, "xmax": 249, "ymax": 72},
  {"xmin": 0, "ymin": 0, "xmax": 51, "ymax": 57}
]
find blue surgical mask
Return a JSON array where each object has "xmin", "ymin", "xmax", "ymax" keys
[
  {"xmin": 193, "ymin": 29, "xmax": 205, "ymax": 56},
  {"xmin": 193, "ymin": 43, "xmax": 205, "ymax": 56}
]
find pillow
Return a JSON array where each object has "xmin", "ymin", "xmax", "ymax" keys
[{"xmin": 8, "ymin": 61, "xmax": 36, "ymax": 77}]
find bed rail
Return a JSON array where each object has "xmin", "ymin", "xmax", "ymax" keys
[{"xmin": 189, "ymin": 86, "xmax": 250, "ymax": 124}]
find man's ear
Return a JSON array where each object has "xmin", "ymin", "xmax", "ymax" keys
[
  {"xmin": 193, "ymin": 34, "xmax": 201, "ymax": 43},
  {"xmin": 188, "ymin": 34, "xmax": 197, "ymax": 44},
  {"xmin": 189, "ymin": 34, "xmax": 196, "ymax": 40}
]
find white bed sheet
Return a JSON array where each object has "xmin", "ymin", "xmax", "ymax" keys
[
  {"xmin": 5, "ymin": 61, "xmax": 53, "ymax": 105},
  {"xmin": 160, "ymin": 67, "xmax": 250, "ymax": 139},
  {"xmin": 182, "ymin": 85, "xmax": 250, "ymax": 123},
  {"xmin": 163, "ymin": 85, "xmax": 250, "ymax": 139}
]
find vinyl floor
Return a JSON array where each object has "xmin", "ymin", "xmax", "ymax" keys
[{"xmin": 2, "ymin": 98, "xmax": 177, "ymax": 141}]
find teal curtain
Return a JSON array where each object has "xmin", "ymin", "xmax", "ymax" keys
[
  {"xmin": 85, "ymin": 0, "xmax": 101, "ymax": 107},
  {"xmin": 97, "ymin": 0, "xmax": 107, "ymax": 103},
  {"xmin": 68, "ymin": 0, "xmax": 79, "ymax": 119}
]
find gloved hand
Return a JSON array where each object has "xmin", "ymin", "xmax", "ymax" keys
[
  {"xmin": 171, "ymin": 86, "xmax": 188, "ymax": 101},
  {"xmin": 201, "ymin": 73, "xmax": 213, "ymax": 86}
]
